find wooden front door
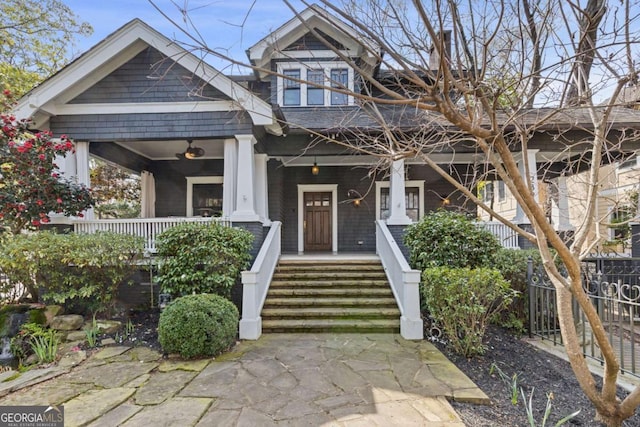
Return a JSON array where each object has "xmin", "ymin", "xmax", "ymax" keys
[{"xmin": 304, "ymin": 192, "xmax": 332, "ymax": 251}]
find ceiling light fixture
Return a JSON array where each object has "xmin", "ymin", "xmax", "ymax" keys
[{"xmin": 176, "ymin": 140, "xmax": 205, "ymax": 160}]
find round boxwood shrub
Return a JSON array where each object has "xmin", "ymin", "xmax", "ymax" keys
[{"xmin": 158, "ymin": 294, "xmax": 239, "ymax": 359}]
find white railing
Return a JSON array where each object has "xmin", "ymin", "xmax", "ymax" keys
[
  {"xmin": 477, "ymin": 221, "xmax": 520, "ymax": 249},
  {"xmin": 73, "ymin": 217, "xmax": 231, "ymax": 253},
  {"xmin": 376, "ymin": 220, "xmax": 423, "ymax": 340},
  {"xmin": 239, "ymin": 221, "xmax": 281, "ymax": 340}
]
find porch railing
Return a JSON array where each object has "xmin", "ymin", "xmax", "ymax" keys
[
  {"xmin": 239, "ymin": 221, "xmax": 281, "ymax": 340},
  {"xmin": 73, "ymin": 217, "xmax": 231, "ymax": 253},
  {"xmin": 477, "ymin": 221, "xmax": 519, "ymax": 249},
  {"xmin": 529, "ymin": 257, "xmax": 640, "ymax": 378},
  {"xmin": 376, "ymin": 220, "xmax": 423, "ymax": 339}
]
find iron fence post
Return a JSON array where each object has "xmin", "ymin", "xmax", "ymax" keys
[{"xmin": 527, "ymin": 256, "xmax": 534, "ymax": 338}]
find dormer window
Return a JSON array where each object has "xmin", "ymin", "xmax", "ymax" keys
[{"xmin": 278, "ymin": 62, "xmax": 354, "ymax": 107}]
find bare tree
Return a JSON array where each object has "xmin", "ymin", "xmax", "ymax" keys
[{"xmin": 153, "ymin": 0, "xmax": 640, "ymax": 424}]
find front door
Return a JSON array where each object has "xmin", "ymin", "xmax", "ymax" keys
[{"xmin": 304, "ymin": 192, "xmax": 332, "ymax": 251}]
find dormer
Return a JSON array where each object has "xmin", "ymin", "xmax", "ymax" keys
[{"xmin": 247, "ymin": 4, "xmax": 380, "ymax": 107}]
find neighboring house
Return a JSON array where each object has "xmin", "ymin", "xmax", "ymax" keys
[
  {"xmin": 479, "ymin": 86, "xmax": 640, "ymax": 254},
  {"xmin": 12, "ymin": 6, "xmax": 640, "ymax": 255}
]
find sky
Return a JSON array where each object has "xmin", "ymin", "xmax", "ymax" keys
[{"xmin": 63, "ymin": 0, "xmax": 306, "ymax": 72}]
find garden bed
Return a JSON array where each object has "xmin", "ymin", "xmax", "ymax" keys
[{"xmin": 437, "ymin": 326, "xmax": 640, "ymax": 426}]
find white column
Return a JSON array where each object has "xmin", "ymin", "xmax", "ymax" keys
[
  {"xmin": 231, "ymin": 134, "xmax": 260, "ymax": 222},
  {"xmin": 513, "ymin": 149, "xmax": 539, "ymax": 224},
  {"xmin": 75, "ymin": 141, "xmax": 94, "ymax": 220},
  {"xmin": 386, "ymin": 159, "xmax": 411, "ymax": 225},
  {"xmin": 556, "ymin": 175, "xmax": 573, "ymax": 231},
  {"xmin": 222, "ymin": 138, "xmax": 237, "ymax": 219},
  {"xmin": 254, "ymin": 153, "xmax": 270, "ymax": 225}
]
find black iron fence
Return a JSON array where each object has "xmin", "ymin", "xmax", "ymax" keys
[{"xmin": 528, "ymin": 256, "xmax": 640, "ymax": 377}]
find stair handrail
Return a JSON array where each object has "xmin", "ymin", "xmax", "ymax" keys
[
  {"xmin": 239, "ymin": 221, "xmax": 281, "ymax": 340},
  {"xmin": 375, "ymin": 220, "xmax": 423, "ymax": 340}
]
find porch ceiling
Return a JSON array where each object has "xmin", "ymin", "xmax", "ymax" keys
[{"xmin": 115, "ymin": 139, "xmax": 226, "ymax": 161}]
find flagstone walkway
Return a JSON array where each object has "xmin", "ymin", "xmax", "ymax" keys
[{"xmin": 0, "ymin": 334, "xmax": 489, "ymax": 426}]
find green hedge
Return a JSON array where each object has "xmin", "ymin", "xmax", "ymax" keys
[
  {"xmin": 0, "ymin": 231, "xmax": 144, "ymax": 312},
  {"xmin": 158, "ymin": 293, "xmax": 238, "ymax": 358},
  {"xmin": 404, "ymin": 210, "xmax": 500, "ymax": 270},
  {"xmin": 422, "ymin": 267, "xmax": 518, "ymax": 357},
  {"xmin": 155, "ymin": 222, "xmax": 253, "ymax": 299}
]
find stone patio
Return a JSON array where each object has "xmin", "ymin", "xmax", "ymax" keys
[{"xmin": 0, "ymin": 334, "xmax": 489, "ymax": 426}]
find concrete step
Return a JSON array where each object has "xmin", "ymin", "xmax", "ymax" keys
[
  {"xmin": 267, "ymin": 287, "xmax": 393, "ymax": 297},
  {"xmin": 263, "ymin": 297, "xmax": 398, "ymax": 308},
  {"xmin": 277, "ymin": 259, "xmax": 381, "ymax": 266},
  {"xmin": 272, "ymin": 271, "xmax": 388, "ymax": 280},
  {"xmin": 269, "ymin": 279, "xmax": 390, "ymax": 289},
  {"xmin": 261, "ymin": 318, "xmax": 400, "ymax": 333},
  {"xmin": 276, "ymin": 264, "xmax": 385, "ymax": 272},
  {"xmin": 261, "ymin": 307, "xmax": 400, "ymax": 319}
]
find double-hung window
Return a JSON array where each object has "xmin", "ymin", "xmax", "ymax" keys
[
  {"xmin": 283, "ymin": 69, "xmax": 301, "ymax": 106},
  {"xmin": 307, "ymin": 69, "xmax": 324, "ymax": 105},
  {"xmin": 331, "ymin": 68, "xmax": 348, "ymax": 105}
]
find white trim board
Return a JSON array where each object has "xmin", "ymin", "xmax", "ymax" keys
[{"xmin": 297, "ymin": 184, "xmax": 338, "ymax": 254}]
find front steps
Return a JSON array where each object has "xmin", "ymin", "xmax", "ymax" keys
[{"xmin": 261, "ymin": 259, "xmax": 400, "ymax": 333}]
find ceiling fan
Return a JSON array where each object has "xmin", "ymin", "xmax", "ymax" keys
[{"xmin": 176, "ymin": 140, "xmax": 205, "ymax": 160}]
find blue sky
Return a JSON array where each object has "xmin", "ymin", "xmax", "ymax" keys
[{"xmin": 63, "ymin": 0, "xmax": 304, "ymax": 70}]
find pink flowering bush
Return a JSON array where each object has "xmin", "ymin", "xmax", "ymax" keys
[{"xmin": 0, "ymin": 91, "xmax": 93, "ymax": 233}]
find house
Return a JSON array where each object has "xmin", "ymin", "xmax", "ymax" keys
[{"xmin": 13, "ymin": 6, "xmax": 640, "ymax": 338}]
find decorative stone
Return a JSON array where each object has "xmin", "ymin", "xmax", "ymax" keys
[
  {"xmin": 44, "ymin": 305, "xmax": 63, "ymax": 326},
  {"xmin": 50, "ymin": 314, "xmax": 84, "ymax": 331},
  {"xmin": 66, "ymin": 331, "xmax": 87, "ymax": 342},
  {"xmin": 90, "ymin": 320, "xmax": 122, "ymax": 335},
  {"xmin": 101, "ymin": 338, "xmax": 116, "ymax": 346}
]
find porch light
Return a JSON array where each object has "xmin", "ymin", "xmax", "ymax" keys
[
  {"xmin": 311, "ymin": 157, "xmax": 320, "ymax": 175},
  {"xmin": 353, "ymin": 198, "xmax": 361, "ymax": 207}
]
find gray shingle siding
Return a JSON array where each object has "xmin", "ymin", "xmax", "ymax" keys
[
  {"xmin": 71, "ymin": 47, "xmax": 228, "ymax": 104},
  {"xmin": 50, "ymin": 111, "xmax": 253, "ymax": 141}
]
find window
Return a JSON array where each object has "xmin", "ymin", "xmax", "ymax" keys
[
  {"xmin": 611, "ymin": 206, "xmax": 634, "ymax": 241},
  {"xmin": 375, "ymin": 181, "xmax": 425, "ymax": 222},
  {"xmin": 479, "ymin": 182, "xmax": 493, "ymax": 203},
  {"xmin": 620, "ymin": 155, "xmax": 638, "ymax": 170},
  {"xmin": 331, "ymin": 68, "xmax": 348, "ymax": 105},
  {"xmin": 307, "ymin": 69, "xmax": 324, "ymax": 105},
  {"xmin": 498, "ymin": 181, "xmax": 506, "ymax": 202},
  {"xmin": 278, "ymin": 62, "xmax": 353, "ymax": 107},
  {"xmin": 186, "ymin": 176, "xmax": 223, "ymax": 217},
  {"xmin": 283, "ymin": 69, "xmax": 301, "ymax": 106}
]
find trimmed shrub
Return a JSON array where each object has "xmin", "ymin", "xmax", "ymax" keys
[
  {"xmin": 155, "ymin": 222, "xmax": 253, "ymax": 299},
  {"xmin": 158, "ymin": 293, "xmax": 238, "ymax": 358},
  {"xmin": 0, "ymin": 231, "xmax": 144, "ymax": 312},
  {"xmin": 422, "ymin": 267, "xmax": 518, "ymax": 357},
  {"xmin": 404, "ymin": 210, "xmax": 501, "ymax": 270},
  {"xmin": 492, "ymin": 248, "xmax": 543, "ymax": 332}
]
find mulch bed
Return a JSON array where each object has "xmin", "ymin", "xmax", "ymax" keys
[{"xmin": 435, "ymin": 326, "xmax": 640, "ymax": 426}]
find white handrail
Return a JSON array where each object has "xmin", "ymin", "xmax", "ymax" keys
[
  {"xmin": 375, "ymin": 220, "xmax": 423, "ymax": 340},
  {"xmin": 477, "ymin": 221, "xmax": 519, "ymax": 249},
  {"xmin": 73, "ymin": 217, "xmax": 231, "ymax": 253},
  {"xmin": 239, "ymin": 221, "xmax": 281, "ymax": 340}
]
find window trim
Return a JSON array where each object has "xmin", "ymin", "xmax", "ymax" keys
[
  {"xmin": 375, "ymin": 180, "xmax": 425, "ymax": 222},
  {"xmin": 186, "ymin": 176, "xmax": 223, "ymax": 217},
  {"xmin": 277, "ymin": 62, "xmax": 354, "ymax": 107}
]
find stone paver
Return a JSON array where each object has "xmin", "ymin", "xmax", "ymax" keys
[
  {"xmin": 0, "ymin": 334, "xmax": 489, "ymax": 425},
  {"xmin": 64, "ymin": 387, "xmax": 136, "ymax": 426},
  {"xmin": 120, "ymin": 397, "xmax": 212, "ymax": 427},
  {"xmin": 134, "ymin": 370, "xmax": 197, "ymax": 405}
]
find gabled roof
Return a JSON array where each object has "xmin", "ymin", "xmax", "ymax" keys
[
  {"xmin": 14, "ymin": 19, "xmax": 279, "ymax": 132},
  {"xmin": 246, "ymin": 4, "xmax": 380, "ymax": 80}
]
